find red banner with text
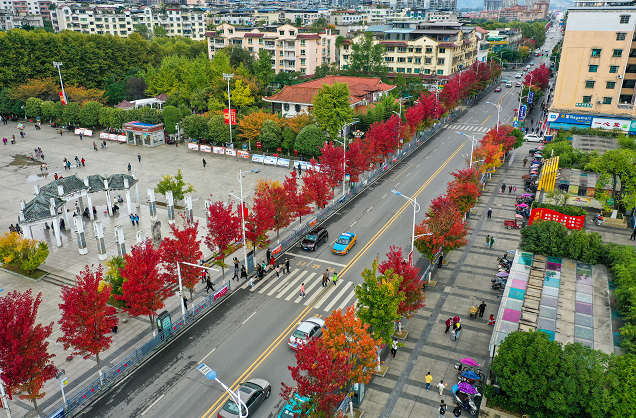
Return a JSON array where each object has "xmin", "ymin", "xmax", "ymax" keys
[
  {"xmin": 223, "ymin": 109, "xmax": 237, "ymax": 125},
  {"xmin": 528, "ymin": 208, "xmax": 585, "ymax": 230}
]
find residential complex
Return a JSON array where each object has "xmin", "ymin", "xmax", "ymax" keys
[
  {"xmin": 549, "ymin": 5, "xmax": 636, "ymax": 133},
  {"xmin": 340, "ymin": 20, "xmax": 478, "ymax": 78},
  {"xmin": 480, "ymin": 0, "xmax": 550, "ymax": 22},
  {"xmin": 206, "ymin": 23, "xmax": 337, "ymax": 76}
]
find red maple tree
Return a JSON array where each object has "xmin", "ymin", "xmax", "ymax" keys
[
  {"xmin": 440, "ymin": 77, "xmax": 461, "ymax": 109},
  {"xmin": 0, "ymin": 289, "xmax": 56, "ymax": 412},
  {"xmin": 256, "ymin": 179, "xmax": 294, "ymax": 239},
  {"xmin": 366, "ymin": 115, "xmax": 401, "ymax": 160},
  {"xmin": 302, "ymin": 164, "xmax": 334, "ymax": 209},
  {"xmin": 525, "ymin": 64, "xmax": 550, "ymax": 90},
  {"xmin": 281, "ymin": 337, "xmax": 351, "ymax": 416},
  {"xmin": 245, "ymin": 189, "xmax": 275, "ymax": 253},
  {"xmin": 318, "ymin": 141, "xmax": 345, "ymax": 191},
  {"xmin": 447, "ymin": 179, "xmax": 481, "ymax": 216},
  {"xmin": 205, "ymin": 199, "xmax": 241, "ymax": 278},
  {"xmin": 346, "ymin": 138, "xmax": 370, "ymax": 184},
  {"xmin": 161, "ymin": 214, "xmax": 203, "ymax": 300},
  {"xmin": 284, "ymin": 170, "xmax": 313, "ymax": 223},
  {"xmin": 117, "ymin": 239, "xmax": 171, "ymax": 335},
  {"xmin": 58, "ymin": 264, "xmax": 118, "ymax": 378},
  {"xmin": 481, "ymin": 125, "xmax": 517, "ymax": 153},
  {"xmin": 405, "ymin": 92, "xmax": 443, "ymax": 134},
  {"xmin": 378, "ymin": 246, "xmax": 425, "ymax": 318},
  {"xmin": 451, "ymin": 167, "xmax": 481, "ymax": 186}
]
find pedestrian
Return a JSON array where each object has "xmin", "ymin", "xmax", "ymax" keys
[
  {"xmin": 79, "ymin": 132, "xmax": 83, "ymax": 140},
  {"xmin": 333, "ymin": 271, "xmax": 338, "ymax": 286},
  {"xmin": 130, "ymin": 214, "xmax": 135, "ymax": 226},
  {"xmin": 486, "ymin": 234, "xmax": 490, "ymax": 247},
  {"xmin": 508, "ymin": 185, "xmax": 512, "ymax": 193},
  {"xmin": 490, "ymin": 236, "xmax": 495, "ymax": 248},
  {"xmin": 425, "ymin": 372, "xmax": 433, "ymax": 390},
  {"xmin": 501, "ymin": 183, "xmax": 506, "ymax": 194},
  {"xmin": 453, "ymin": 404, "xmax": 462, "ymax": 417},
  {"xmin": 513, "ymin": 186, "xmax": 517, "ymax": 193},
  {"xmin": 478, "ymin": 301, "xmax": 487, "ymax": 318},
  {"xmin": 233, "ymin": 263, "xmax": 239, "ymax": 281},
  {"xmin": 241, "ymin": 265, "xmax": 247, "ymax": 280},
  {"xmin": 127, "ymin": 163, "xmax": 131, "ymax": 172},
  {"xmin": 270, "ymin": 256, "xmax": 275, "ymax": 270},
  {"xmin": 391, "ymin": 338, "xmax": 398, "ymax": 358},
  {"xmin": 445, "ymin": 317, "xmax": 453, "ymax": 334},
  {"xmin": 206, "ymin": 276, "xmax": 215, "ymax": 293},
  {"xmin": 297, "ymin": 164, "xmax": 302, "ymax": 177},
  {"xmin": 66, "ymin": 161, "xmax": 71, "ymax": 170},
  {"xmin": 266, "ymin": 248, "xmax": 271, "ymax": 264},
  {"xmin": 437, "ymin": 380, "xmax": 446, "ymax": 397},
  {"xmin": 203, "ymin": 158, "xmax": 207, "ymax": 168},
  {"xmin": 135, "ymin": 214, "xmax": 139, "ymax": 225},
  {"xmin": 488, "ymin": 314, "xmax": 496, "ymax": 325},
  {"xmin": 8, "ymin": 224, "xmax": 15, "ymax": 233},
  {"xmin": 439, "ymin": 400, "xmax": 447, "ymax": 418},
  {"xmin": 630, "ymin": 226, "xmax": 636, "ymax": 241},
  {"xmin": 250, "ymin": 275, "xmax": 254, "ymax": 288},
  {"xmin": 233, "ymin": 257, "xmax": 239, "ymax": 270},
  {"xmin": 487, "ymin": 208, "xmax": 492, "ymax": 220},
  {"xmin": 93, "ymin": 142, "xmax": 98, "ymax": 151},
  {"xmin": 81, "ymin": 158, "xmax": 85, "ymax": 167},
  {"xmin": 300, "ymin": 283, "xmax": 305, "ymax": 298},
  {"xmin": 285, "ymin": 257, "xmax": 290, "ymax": 273},
  {"xmin": 182, "ymin": 296, "xmax": 188, "ymax": 310},
  {"xmin": 322, "ymin": 269, "xmax": 329, "ymax": 287},
  {"xmin": 276, "ymin": 264, "xmax": 281, "ymax": 279},
  {"xmin": 455, "ymin": 322, "xmax": 462, "ymax": 339},
  {"xmin": 137, "ymin": 153, "xmax": 141, "ymax": 162}
]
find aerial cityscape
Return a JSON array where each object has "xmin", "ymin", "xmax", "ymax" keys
[{"xmin": 0, "ymin": 0, "xmax": 634, "ymax": 417}]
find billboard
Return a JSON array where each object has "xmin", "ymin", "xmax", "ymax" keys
[
  {"xmin": 223, "ymin": 109, "xmax": 237, "ymax": 125},
  {"xmin": 546, "ymin": 112, "xmax": 593, "ymax": 125},
  {"xmin": 528, "ymin": 208, "xmax": 585, "ymax": 230},
  {"xmin": 591, "ymin": 117, "xmax": 631, "ymax": 132}
]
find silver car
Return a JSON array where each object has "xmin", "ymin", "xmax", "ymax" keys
[
  {"xmin": 218, "ymin": 378, "xmax": 271, "ymax": 418},
  {"xmin": 288, "ymin": 317, "xmax": 325, "ymax": 349}
]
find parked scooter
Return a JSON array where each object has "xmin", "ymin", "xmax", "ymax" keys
[{"xmin": 453, "ymin": 387, "xmax": 482, "ymax": 416}]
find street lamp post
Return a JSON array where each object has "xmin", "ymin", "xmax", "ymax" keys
[
  {"xmin": 333, "ymin": 121, "xmax": 358, "ymax": 198},
  {"xmin": 176, "ymin": 261, "xmax": 219, "ymax": 317},
  {"xmin": 223, "ymin": 73, "xmax": 234, "ymax": 144},
  {"xmin": 228, "ymin": 168, "xmax": 258, "ymax": 273},
  {"xmin": 0, "ymin": 368, "xmax": 12, "ymax": 418},
  {"xmin": 53, "ymin": 61, "xmax": 67, "ymax": 104},
  {"xmin": 485, "ymin": 102, "xmax": 502, "ymax": 133},
  {"xmin": 455, "ymin": 131, "xmax": 479, "ymax": 169},
  {"xmin": 203, "ymin": 368, "xmax": 248, "ymax": 418},
  {"xmin": 391, "ymin": 189, "xmax": 420, "ymax": 266}
]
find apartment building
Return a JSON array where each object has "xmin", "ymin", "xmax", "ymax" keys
[
  {"xmin": 0, "ymin": 0, "xmax": 55, "ymax": 21},
  {"xmin": 486, "ymin": 28, "xmax": 522, "ymax": 52},
  {"xmin": 340, "ymin": 20, "xmax": 478, "ymax": 78},
  {"xmin": 328, "ymin": 10, "xmax": 363, "ymax": 25},
  {"xmin": 0, "ymin": 8, "xmax": 43, "ymax": 29},
  {"xmin": 281, "ymin": 8, "xmax": 326, "ymax": 26},
  {"xmin": 56, "ymin": 4, "xmax": 208, "ymax": 39},
  {"xmin": 207, "ymin": 23, "xmax": 338, "ymax": 76},
  {"xmin": 549, "ymin": 6, "xmax": 636, "ymax": 132}
]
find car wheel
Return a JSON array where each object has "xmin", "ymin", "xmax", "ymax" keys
[{"xmin": 265, "ymin": 388, "xmax": 271, "ymax": 398}]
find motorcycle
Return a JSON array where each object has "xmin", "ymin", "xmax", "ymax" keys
[
  {"xmin": 492, "ymin": 280, "xmax": 506, "ymax": 290},
  {"xmin": 457, "ymin": 370, "xmax": 484, "ymax": 388},
  {"xmin": 452, "ymin": 383, "xmax": 482, "ymax": 416},
  {"xmin": 453, "ymin": 358, "xmax": 482, "ymax": 376}
]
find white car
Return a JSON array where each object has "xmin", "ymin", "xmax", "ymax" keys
[
  {"xmin": 524, "ymin": 134, "xmax": 543, "ymax": 143},
  {"xmin": 515, "ymin": 73, "xmax": 523, "ymax": 78},
  {"xmin": 288, "ymin": 317, "xmax": 325, "ymax": 349}
]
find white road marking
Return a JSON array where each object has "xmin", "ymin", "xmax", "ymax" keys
[
  {"xmin": 289, "ymin": 253, "xmax": 347, "ymax": 267},
  {"xmin": 248, "ymin": 270, "xmax": 276, "ymax": 291},
  {"xmin": 395, "ymin": 182, "xmax": 399, "ymax": 187},
  {"xmin": 141, "ymin": 395, "xmax": 165, "ymax": 416},
  {"xmin": 349, "ymin": 221, "xmax": 357, "ymax": 228},
  {"xmin": 276, "ymin": 271, "xmax": 308, "ymax": 298},
  {"xmin": 292, "ymin": 274, "xmax": 321, "ymax": 302},
  {"xmin": 382, "ymin": 194, "xmax": 387, "ymax": 199},
  {"xmin": 199, "ymin": 348, "xmax": 216, "ymax": 364},
  {"xmin": 242, "ymin": 311, "xmax": 257, "ymax": 324},
  {"xmin": 266, "ymin": 271, "xmax": 299, "ymax": 296},
  {"xmin": 406, "ymin": 173, "xmax": 411, "ymax": 177},
  {"xmin": 337, "ymin": 290, "xmax": 358, "ymax": 312},
  {"xmin": 313, "ymin": 284, "xmax": 339, "ymax": 310},
  {"xmin": 254, "ymin": 270, "xmax": 284, "ymax": 293},
  {"xmin": 416, "ymin": 164, "xmax": 421, "ymax": 167},
  {"xmin": 323, "ymin": 284, "xmax": 353, "ymax": 313}
]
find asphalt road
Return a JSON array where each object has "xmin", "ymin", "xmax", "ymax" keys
[{"xmin": 77, "ymin": 39, "xmax": 563, "ymax": 418}]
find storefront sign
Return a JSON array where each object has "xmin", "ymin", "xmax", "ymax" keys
[
  {"xmin": 547, "ymin": 113, "xmax": 593, "ymax": 125},
  {"xmin": 264, "ymin": 156, "xmax": 277, "ymax": 165},
  {"xmin": 213, "ymin": 285, "xmax": 228, "ymax": 301},
  {"xmin": 518, "ymin": 105, "xmax": 527, "ymax": 121},
  {"xmin": 188, "ymin": 143, "xmax": 198, "ymax": 151},
  {"xmin": 252, "ymin": 154, "xmax": 264, "ymax": 163},
  {"xmin": 200, "ymin": 145, "xmax": 212, "ymax": 153},
  {"xmin": 271, "ymin": 244, "xmax": 282, "ymax": 256},
  {"xmin": 591, "ymin": 117, "xmax": 631, "ymax": 132},
  {"xmin": 575, "ymin": 103, "xmax": 593, "ymax": 108},
  {"xmin": 528, "ymin": 208, "xmax": 585, "ymax": 230},
  {"xmin": 238, "ymin": 150, "xmax": 249, "ymax": 159}
]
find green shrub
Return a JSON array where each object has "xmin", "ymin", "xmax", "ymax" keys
[
  {"xmin": 532, "ymin": 202, "xmax": 587, "ymax": 217},
  {"xmin": 519, "ymin": 220, "xmax": 569, "ymax": 257}
]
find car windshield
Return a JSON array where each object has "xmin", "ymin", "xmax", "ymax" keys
[
  {"xmin": 292, "ymin": 330, "xmax": 308, "ymax": 339},
  {"xmin": 305, "ymin": 234, "xmax": 318, "ymax": 242},
  {"xmin": 222, "ymin": 400, "xmax": 246, "ymax": 415},
  {"xmin": 336, "ymin": 237, "xmax": 349, "ymax": 245}
]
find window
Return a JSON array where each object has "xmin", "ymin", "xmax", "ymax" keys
[
  {"xmin": 610, "ymin": 65, "xmax": 619, "ymax": 73},
  {"xmin": 617, "ymin": 32, "xmax": 627, "ymax": 41},
  {"xmin": 342, "ymin": 55, "xmax": 348, "ymax": 60},
  {"xmin": 591, "ymin": 49, "xmax": 601, "ymax": 57},
  {"xmin": 414, "ymin": 68, "xmax": 421, "ymax": 74},
  {"xmin": 407, "ymin": 68, "xmax": 411, "ymax": 73},
  {"xmin": 424, "ymin": 69, "xmax": 430, "ymax": 74},
  {"xmin": 582, "ymin": 95, "xmax": 592, "ymax": 103},
  {"xmin": 290, "ymin": 31, "xmax": 294, "ymax": 36},
  {"xmin": 425, "ymin": 58, "xmax": 432, "ymax": 64},
  {"xmin": 607, "ymin": 81, "xmax": 616, "ymax": 89},
  {"xmin": 279, "ymin": 30, "xmax": 284, "ymax": 35},
  {"xmin": 585, "ymin": 80, "xmax": 595, "ymax": 88},
  {"xmin": 407, "ymin": 57, "xmax": 413, "ymax": 63},
  {"xmin": 623, "ymin": 79, "xmax": 636, "ymax": 88},
  {"xmin": 438, "ymin": 48, "xmax": 446, "ymax": 53},
  {"xmin": 438, "ymin": 58, "xmax": 445, "ymax": 65},
  {"xmin": 386, "ymin": 46, "xmax": 395, "ymax": 52},
  {"xmin": 397, "ymin": 47, "xmax": 407, "ymax": 53},
  {"xmin": 279, "ymin": 50, "xmax": 283, "ymax": 56},
  {"xmin": 415, "ymin": 47, "xmax": 422, "ymax": 53},
  {"xmin": 603, "ymin": 97, "xmax": 612, "ymax": 104},
  {"xmin": 408, "ymin": 47, "xmax": 413, "ymax": 52},
  {"xmin": 284, "ymin": 103, "xmax": 289, "ymax": 111},
  {"xmin": 425, "ymin": 47, "xmax": 432, "ymax": 53},
  {"xmin": 248, "ymin": 47, "xmax": 253, "ymax": 52},
  {"xmin": 397, "ymin": 57, "xmax": 406, "ymax": 62},
  {"xmin": 279, "ymin": 60, "xmax": 283, "ymax": 65},
  {"xmin": 589, "ymin": 65, "xmax": 598, "ymax": 72},
  {"xmin": 384, "ymin": 56, "xmax": 394, "ymax": 62},
  {"xmin": 397, "ymin": 67, "xmax": 405, "ymax": 73},
  {"xmin": 300, "ymin": 58, "xmax": 306, "ymax": 65},
  {"xmin": 437, "ymin": 69, "xmax": 443, "ymax": 75},
  {"xmin": 295, "ymin": 104, "xmax": 301, "ymax": 112},
  {"xmin": 300, "ymin": 40, "xmax": 305, "ymax": 46},
  {"xmin": 415, "ymin": 57, "xmax": 421, "ymax": 64},
  {"xmin": 248, "ymin": 38, "xmax": 252, "ymax": 44},
  {"xmin": 620, "ymin": 14, "xmax": 630, "ymax": 23},
  {"xmin": 613, "ymin": 49, "xmax": 623, "ymax": 57},
  {"xmin": 300, "ymin": 49, "xmax": 305, "ymax": 56}
]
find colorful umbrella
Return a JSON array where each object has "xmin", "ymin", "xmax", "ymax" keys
[
  {"xmin": 518, "ymin": 203, "xmax": 528, "ymax": 207},
  {"xmin": 460, "ymin": 358, "xmax": 480, "ymax": 366},
  {"xmin": 461, "ymin": 370, "xmax": 481, "ymax": 381},
  {"xmin": 521, "ymin": 193, "xmax": 532, "ymax": 197},
  {"xmin": 458, "ymin": 382, "xmax": 479, "ymax": 395},
  {"xmin": 496, "ymin": 272, "xmax": 509, "ymax": 277}
]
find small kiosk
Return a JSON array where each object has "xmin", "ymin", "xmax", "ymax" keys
[{"xmin": 123, "ymin": 121, "xmax": 165, "ymax": 147}]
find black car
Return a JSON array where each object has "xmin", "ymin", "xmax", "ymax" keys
[{"xmin": 301, "ymin": 227, "xmax": 329, "ymax": 251}]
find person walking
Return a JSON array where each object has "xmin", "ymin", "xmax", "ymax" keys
[
  {"xmin": 445, "ymin": 317, "xmax": 453, "ymax": 334},
  {"xmin": 501, "ymin": 183, "xmax": 506, "ymax": 194},
  {"xmin": 630, "ymin": 226, "xmax": 636, "ymax": 241},
  {"xmin": 270, "ymin": 256, "xmax": 275, "ymax": 270},
  {"xmin": 79, "ymin": 132, "xmax": 83, "ymax": 140},
  {"xmin": 297, "ymin": 164, "xmax": 302, "ymax": 177},
  {"xmin": 489, "ymin": 236, "xmax": 495, "ymax": 248},
  {"xmin": 135, "ymin": 214, "xmax": 139, "ymax": 225},
  {"xmin": 130, "ymin": 214, "xmax": 135, "ymax": 226},
  {"xmin": 81, "ymin": 158, "xmax": 85, "ymax": 167},
  {"xmin": 182, "ymin": 296, "xmax": 188, "ymax": 310},
  {"xmin": 437, "ymin": 380, "xmax": 446, "ymax": 397},
  {"xmin": 425, "ymin": 372, "xmax": 433, "ymax": 391},
  {"xmin": 478, "ymin": 301, "xmax": 487, "ymax": 318},
  {"xmin": 453, "ymin": 404, "xmax": 462, "ymax": 417},
  {"xmin": 266, "ymin": 248, "xmax": 271, "ymax": 264},
  {"xmin": 137, "ymin": 153, "xmax": 141, "ymax": 162},
  {"xmin": 300, "ymin": 283, "xmax": 305, "ymax": 298},
  {"xmin": 203, "ymin": 158, "xmax": 207, "ymax": 168},
  {"xmin": 241, "ymin": 265, "xmax": 247, "ymax": 281},
  {"xmin": 285, "ymin": 257, "xmax": 290, "ymax": 274},
  {"xmin": 275, "ymin": 264, "xmax": 281, "ymax": 279},
  {"xmin": 205, "ymin": 276, "xmax": 215, "ymax": 293},
  {"xmin": 322, "ymin": 269, "xmax": 329, "ymax": 287},
  {"xmin": 127, "ymin": 163, "xmax": 131, "ymax": 172},
  {"xmin": 508, "ymin": 185, "xmax": 512, "ymax": 193},
  {"xmin": 438, "ymin": 400, "xmax": 447, "ymax": 418},
  {"xmin": 487, "ymin": 208, "xmax": 492, "ymax": 220},
  {"xmin": 523, "ymin": 157, "xmax": 528, "ymax": 167},
  {"xmin": 390, "ymin": 338, "xmax": 398, "ymax": 358},
  {"xmin": 485, "ymin": 234, "xmax": 490, "ymax": 247},
  {"xmin": 233, "ymin": 262, "xmax": 239, "ymax": 281},
  {"xmin": 332, "ymin": 271, "xmax": 338, "ymax": 286}
]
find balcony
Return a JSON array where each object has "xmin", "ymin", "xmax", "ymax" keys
[
  {"xmin": 283, "ymin": 42, "xmax": 295, "ymax": 51},
  {"xmin": 284, "ymin": 51, "xmax": 295, "ymax": 59}
]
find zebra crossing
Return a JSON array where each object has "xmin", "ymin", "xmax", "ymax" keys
[
  {"xmin": 448, "ymin": 124, "xmax": 491, "ymax": 133},
  {"xmin": 240, "ymin": 268, "xmax": 357, "ymax": 313}
]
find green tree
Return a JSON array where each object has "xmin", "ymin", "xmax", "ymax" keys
[
  {"xmin": 207, "ymin": 115, "xmax": 231, "ymax": 144},
  {"xmin": 259, "ymin": 119, "xmax": 282, "ymax": 150},
  {"xmin": 519, "ymin": 220, "xmax": 570, "ymax": 258},
  {"xmin": 108, "ymin": 108, "xmax": 124, "ymax": 129},
  {"xmin": 104, "ymin": 255, "xmax": 127, "ymax": 308},
  {"xmin": 24, "ymin": 97, "xmax": 43, "ymax": 118},
  {"xmin": 62, "ymin": 102, "xmax": 81, "ymax": 125},
  {"xmin": 162, "ymin": 105, "xmax": 181, "ymax": 135},
  {"xmin": 586, "ymin": 148, "xmax": 636, "ymax": 210},
  {"xmin": 354, "ymin": 260, "xmax": 404, "ymax": 346},
  {"xmin": 281, "ymin": 127, "xmax": 296, "ymax": 152},
  {"xmin": 79, "ymin": 101, "xmax": 103, "ymax": 127},
  {"xmin": 229, "ymin": 79, "xmax": 254, "ymax": 109},
  {"xmin": 0, "ymin": 88, "xmax": 16, "ymax": 115},
  {"xmin": 312, "ymin": 82, "xmax": 354, "ymax": 141},
  {"xmin": 253, "ymin": 49, "xmax": 275, "ymax": 88},
  {"xmin": 346, "ymin": 32, "xmax": 387, "ymax": 78},
  {"xmin": 154, "ymin": 169, "xmax": 196, "ymax": 205},
  {"xmin": 153, "ymin": 25, "xmax": 167, "ymax": 38},
  {"xmin": 222, "ymin": 45, "xmax": 254, "ymax": 71},
  {"xmin": 133, "ymin": 24, "xmax": 151, "ymax": 40},
  {"xmin": 181, "ymin": 114, "xmax": 209, "ymax": 141},
  {"xmin": 40, "ymin": 100, "xmax": 57, "ymax": 122},
  {"xmin": 294, "ymin": 124, "xmax": 326, "ymax": 157}
]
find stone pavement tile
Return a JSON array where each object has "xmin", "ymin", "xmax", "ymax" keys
[{"xmin": 387, "ymin": 398, "xmax": 417, "ymax": 418}]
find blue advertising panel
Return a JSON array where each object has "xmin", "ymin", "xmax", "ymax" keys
[
  {"xmin": 528, "ymin": 92, "xmax": 534, "ymax": 105},
  {"xmin": 513, "ymin": 120, "xmax": 518, "ymax": 128},
  {"xmin": 546, "ymin": 112, "xmax": 593, "ymax": 125},
  {"xmin": 518, "ymin": 105, "xmax": 527, "ymax": 121}
]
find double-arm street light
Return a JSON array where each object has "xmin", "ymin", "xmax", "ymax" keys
[
  {"xmin": 485, "ymin": 102, "xmax": 502, "ymax": 133},
  {"xmin": 228, "ymin": 168, "xmax": 259, "ymax": 272},
  {"xmin": 391, "ymin": 189, "xmax": 420, "ymax": 266},
  {"xmin": 455, "ymin": 131, "xmax": 480, "ymax": 169},
  {"xmin": 333, "ymin": 121, "xmax": 358, "ymax": 198},
  {"xmin": 176, "ymin": 261, "xmax": 218, "ymax": 317},
  {"xmin": 223, "ymin": 73, "xmax": 234, "ymax": 144},
  {"xmin": 199, "ymin": 366, "xmax": 248, "ymax": 418}
]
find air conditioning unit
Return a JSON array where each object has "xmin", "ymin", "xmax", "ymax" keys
[
  {"xmin": 618, "ymin": 75, "xmax": 623, "ymax": 79},
  {"xmin": 597, "ymin": 100, "xmax": 602, "ymax": 104}
]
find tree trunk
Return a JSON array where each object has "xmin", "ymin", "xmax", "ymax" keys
[
  {"xmin": 33, "ymin": 398, "xmax": 39, "ymax": 413},
  {"xmin": 612, "ymin": 172, "xmax": 618, "ymax": 209},
  {"xmin": 189, "ymin": 287, "xmax": 194, "ymax": 302},
  {"xmin": 149, "ymin": 314, "xmax": 156, "ymax": 337}
]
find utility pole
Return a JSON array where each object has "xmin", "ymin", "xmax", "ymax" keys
[
  {"xmin": 53, "ymin": 62, "xmax": 67, "ymax": 104},
  {"xmin": 223, "ymin": 73, "xmax": 234, "ymax": 145}
]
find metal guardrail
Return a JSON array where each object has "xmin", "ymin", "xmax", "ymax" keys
[
  {"xmin": 46, "ymin": 280, "xmax": 233, "ymax": 418},
  {"xmin": 44, "ymin": 81, "xmax": 497, "ymax": 418}
]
